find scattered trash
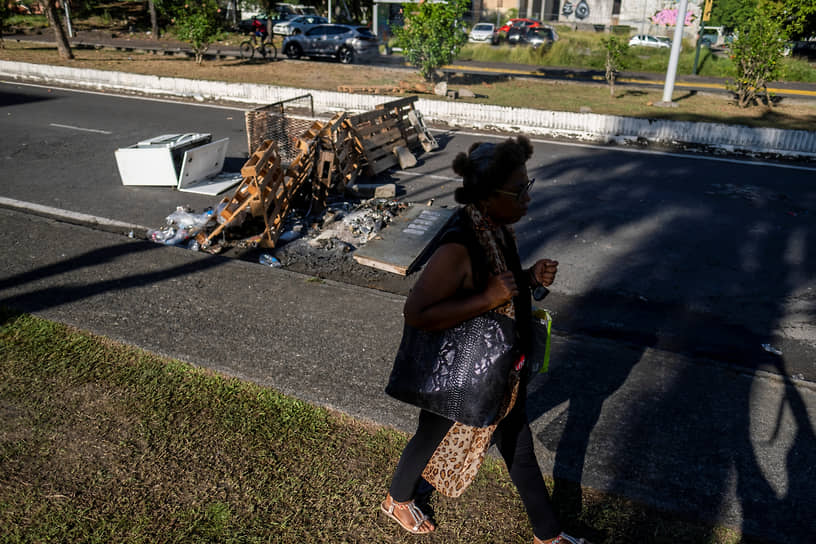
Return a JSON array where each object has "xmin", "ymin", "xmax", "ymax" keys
[
  {"xmin": 278, "ymin": 230, "xmax": 301, "ymax": 243},
  {"xmin": 128, "ymin": 230, "xmax": 134, "ymax": 238},
  {"xmin": 792, "ymin": 373, "xmax": 805, "ymax": 381},
  {"xmin": 259, "ymin": 254, "xmax": 282, "ymax": 267},
  {"xmin": 761, "ymin": 344, "xmax": 783, "ymax": 356},
  {"xmin": 308, "ymin": 199, "xmax": 408, "ymax": 248},
  {"xmin": 148, "ymin": 206, "xmax": 215, "ymax": 247}
]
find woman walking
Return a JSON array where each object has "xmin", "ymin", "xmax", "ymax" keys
[{"xmin": 381, "ymin": 135, "xmax": 591, "ymax": 544}]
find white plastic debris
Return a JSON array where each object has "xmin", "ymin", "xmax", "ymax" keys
[{"xmin": 761, "ymin": 344, "xmax": 783, "ymax": 356}]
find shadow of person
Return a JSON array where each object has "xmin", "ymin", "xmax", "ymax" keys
[{"xmin": 514, "ymin": 147, "xmax": 816, "ymax": 541}]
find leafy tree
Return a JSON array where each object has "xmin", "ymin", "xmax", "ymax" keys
[
  {"xmin": 729, "ymin": 6, "xmax": 787, "ymax": 107},
  {"xmin": 600, "ymin": 36, "xmax": 628, "ymax": 97},
  {"xmin": 763, "ymin": 0, "xmax": 816, "ymax": 40},
  {"xmin": 710, "ymin": 0, "xmax": 756, "ymax": 32},
  {"xmin": 393, "ymin": 0, "xmax": 469, "ymax": 81},
  {"xmin": 174, "ymin": 0, "xmax": 221, "ymax": 64},
  {"xmin": 712, "ymin": 0, "xmax": 815, "ymax": 41}
]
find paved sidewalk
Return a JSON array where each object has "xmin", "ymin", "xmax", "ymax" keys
[{"xmin": 2, "ymin": 203, "xmax": 815, "ymax": 544}]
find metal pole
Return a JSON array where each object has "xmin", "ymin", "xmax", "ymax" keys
[
  {"xmin": 63, "ymin": 0, "xmax": 74, "ymax": 38},
  {"xmin": 328, "ymin": 0, "xmax": 332, "ymax": 23},
  {"xmin": 660, "ymin": 0, "xmax": 688, "ymax": 105}
]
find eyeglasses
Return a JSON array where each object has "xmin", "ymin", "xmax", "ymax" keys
[{"xmin": 494, "ymin": 178, "xmax": 535, "ymax": 201}]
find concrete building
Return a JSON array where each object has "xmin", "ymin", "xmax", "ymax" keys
[
  {"xmin": 372, "ymin": 0, "xmax": 702, "ymax": 39},
  {"xmin": 471, "ymin": 0, "xmax": 703, "ymax": 34}
]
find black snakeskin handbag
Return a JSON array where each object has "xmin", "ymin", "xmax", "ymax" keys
[{"xmin": 385, "ymin": 311, "xmax": 518, "ymax": 428}]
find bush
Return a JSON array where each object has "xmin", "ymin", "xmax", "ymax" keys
[
  {"xmin": 173, "ymin": 0, "xmax": 221, "ymax": 64},
  {"xmin": 393, "ymin": 0, "xmax": 469, "ymax": 81},
  {"xmin": 729, "ymin": 8, "xmax": 788, "ymax": 107}
]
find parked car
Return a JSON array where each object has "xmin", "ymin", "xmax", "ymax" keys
[
  {"xmin": 468, "ymin": 22, "xmax": 496, "ymax": 44},
  {"xmin": 276, "ymin": 3, "xmax": 319, "ymax": 19},
  {"xmin": 497, "ymin": 17, "xmax": 543, "ymax": 35},
  {"xmin": 524, "ymin": 27, "xmax": 558, "ymax": 48},
  {"xmin": 282, "ymin": 24, "xmax": 380, "ymax": 64},
  {"xmin": 628, "ymin": 34, "xmax": 671, "ymax": 48},
  {"xmin": 507, "ymin": 25, "xmax": 558, "ymax": 47},
  {"xmin": 273, "ymin": 15, "xmax": 328, "ymax": 36}
]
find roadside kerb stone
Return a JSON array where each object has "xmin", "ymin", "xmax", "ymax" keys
[{"xmin": 2, "ymin": 59, "xmax": 815, "ymax": 159}]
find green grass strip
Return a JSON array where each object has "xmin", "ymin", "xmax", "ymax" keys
[{"xmin": 0, "ymin": 308, "xmax": 763, "ymax": 543}]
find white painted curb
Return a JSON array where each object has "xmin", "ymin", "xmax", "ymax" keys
[{"xmin": 2, "ymin": 60, "xmax": 815, "ymax": 158}]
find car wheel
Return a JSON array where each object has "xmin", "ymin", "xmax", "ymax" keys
[
  {"xmin": 285, "ymin": 43, "xmax": 302, "ymax": 59},
  {"xmin": 339, "ymin": 46, "xmax": 354, "ymax": 64}
]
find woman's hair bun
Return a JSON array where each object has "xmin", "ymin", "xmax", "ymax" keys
[{"xmin": 451, "ymin": 152, "xmax": 472, "ymax": 178}]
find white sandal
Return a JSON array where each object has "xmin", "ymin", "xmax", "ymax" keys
[{"xmin": 380, "ymin": 494, "xmax": 435, "ymax": 534}]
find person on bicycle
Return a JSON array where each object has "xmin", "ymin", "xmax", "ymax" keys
[{"xmin": 251, "ymin": 16, "xmax": 268, "ymax": 47}]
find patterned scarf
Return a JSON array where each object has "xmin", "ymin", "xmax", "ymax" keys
[{"xmin": 464, "ymin": 203, "xmax": 517, "ymax": 318}]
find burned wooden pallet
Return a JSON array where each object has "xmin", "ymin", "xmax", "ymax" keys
[
  {"xmin": 347, "ymin": 108, "xmax": 407, "ymax": 176},
  {"xmin": 334, "ymin": 118, "xmax": 363, "ymax": 190},
  {"xmin": 337, "ymin": 84, "xmax": 400, "ymax": 94},
  {"xmin": 197, "ymin": 139, "xmax": 284, "ymax": 249},
  {"xmin": 376, "ymin": 96, "xmax": 421, "ymax": 151}
]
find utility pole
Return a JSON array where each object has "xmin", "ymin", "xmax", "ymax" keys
[{"xmin": 658, "ymin": 0, "xmax": 688, "ymax": 106}]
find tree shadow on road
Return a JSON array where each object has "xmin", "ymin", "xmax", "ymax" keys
[
  {"xmin": 0, "ymin": 240, "xmax": 230, "ymax": 320},
  {"xmin": 517, "ymin": 149, "xmax": 815, "ymax": 542}
]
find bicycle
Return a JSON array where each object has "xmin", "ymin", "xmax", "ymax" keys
[{"xmin": 239, "ymin": 36, "xmax": 277, "ymax": 61}]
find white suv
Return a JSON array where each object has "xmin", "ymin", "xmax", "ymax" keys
[
  {"xmin": 273, "ymin": 15, "xmax": 328, "ymax": 36},
  {"xmin": 628, "ymin": 35, "xmax": 671, "ymax": 48}
]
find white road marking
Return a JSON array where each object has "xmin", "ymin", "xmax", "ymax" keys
[{"xmin": 50, "ymin": 123, "xmax": 113, "ymax": 134}]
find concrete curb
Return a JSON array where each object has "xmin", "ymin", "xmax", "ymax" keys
[
  {"xmin": 2, "ymin": 59, "xmax": 815, "ymax": 159},
  {"xmin": 0, "ymin": 196, "xmax": 151, "ymax": 238}
]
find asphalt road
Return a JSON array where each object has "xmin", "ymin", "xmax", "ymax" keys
[
  {"xmin": 4, "ymin": 80, "xmax": 815, "ymax": 384},
  {"xmin": 2, "ymin": 81, "xmax": 816, "ymax": 542}
]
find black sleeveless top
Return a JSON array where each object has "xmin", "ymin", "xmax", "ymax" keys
[{"xmin": 435, "ymin": 208, "xmax": 534, "ymax": 365}]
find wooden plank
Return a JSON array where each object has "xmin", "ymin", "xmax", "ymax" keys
[
  {"xmin": 353, "ymin": 206, "xmax": 456, "ymax": 275},
  {"xmin": 241, "ymin": 140, "xmax": 276, "ymax": 178},
  {"xmin": 376, "ymin": 96, "xmax": 418, "ymax": 111},
  {"xmin": 362, "ymin": 127, "xmax": 404, "ymax": 149},
  {"xmin": 367, "ymin": 154, "xmax": 398, "ymax": 175},
  {"xmin": 357, "ymin": 114, "xmax": 399, "ymax": 130},
  {"xmin": 349, "ymin": 109, "xmax": 393, "ymax": 125}
]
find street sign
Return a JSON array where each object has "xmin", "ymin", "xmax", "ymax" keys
[{"xmin": 703, "ymin": 0, "xmax": 713, "ymax": 22}]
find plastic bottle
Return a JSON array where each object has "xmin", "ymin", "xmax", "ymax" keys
[{"xmin": 259, "ymin": 254, "xmax": 282, "ymax": 268}]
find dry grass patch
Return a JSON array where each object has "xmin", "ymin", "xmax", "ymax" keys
[{"xmin": 2, "ymin": 40, "xmax": 814, "ymax": 131}]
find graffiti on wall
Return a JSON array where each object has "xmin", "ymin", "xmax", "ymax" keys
[{"xmin": 562, "ymin": 0, "xmax": 591, "ymax": 20}]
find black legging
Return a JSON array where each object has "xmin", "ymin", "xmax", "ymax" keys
[{"xmin": 388, "ymin": 387, "xmax": 562, "ymax": 540}]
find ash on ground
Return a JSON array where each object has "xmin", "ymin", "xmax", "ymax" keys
[{"xmin": 255, "ymin": 198, "xmax": 419, "ymax": 296}]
